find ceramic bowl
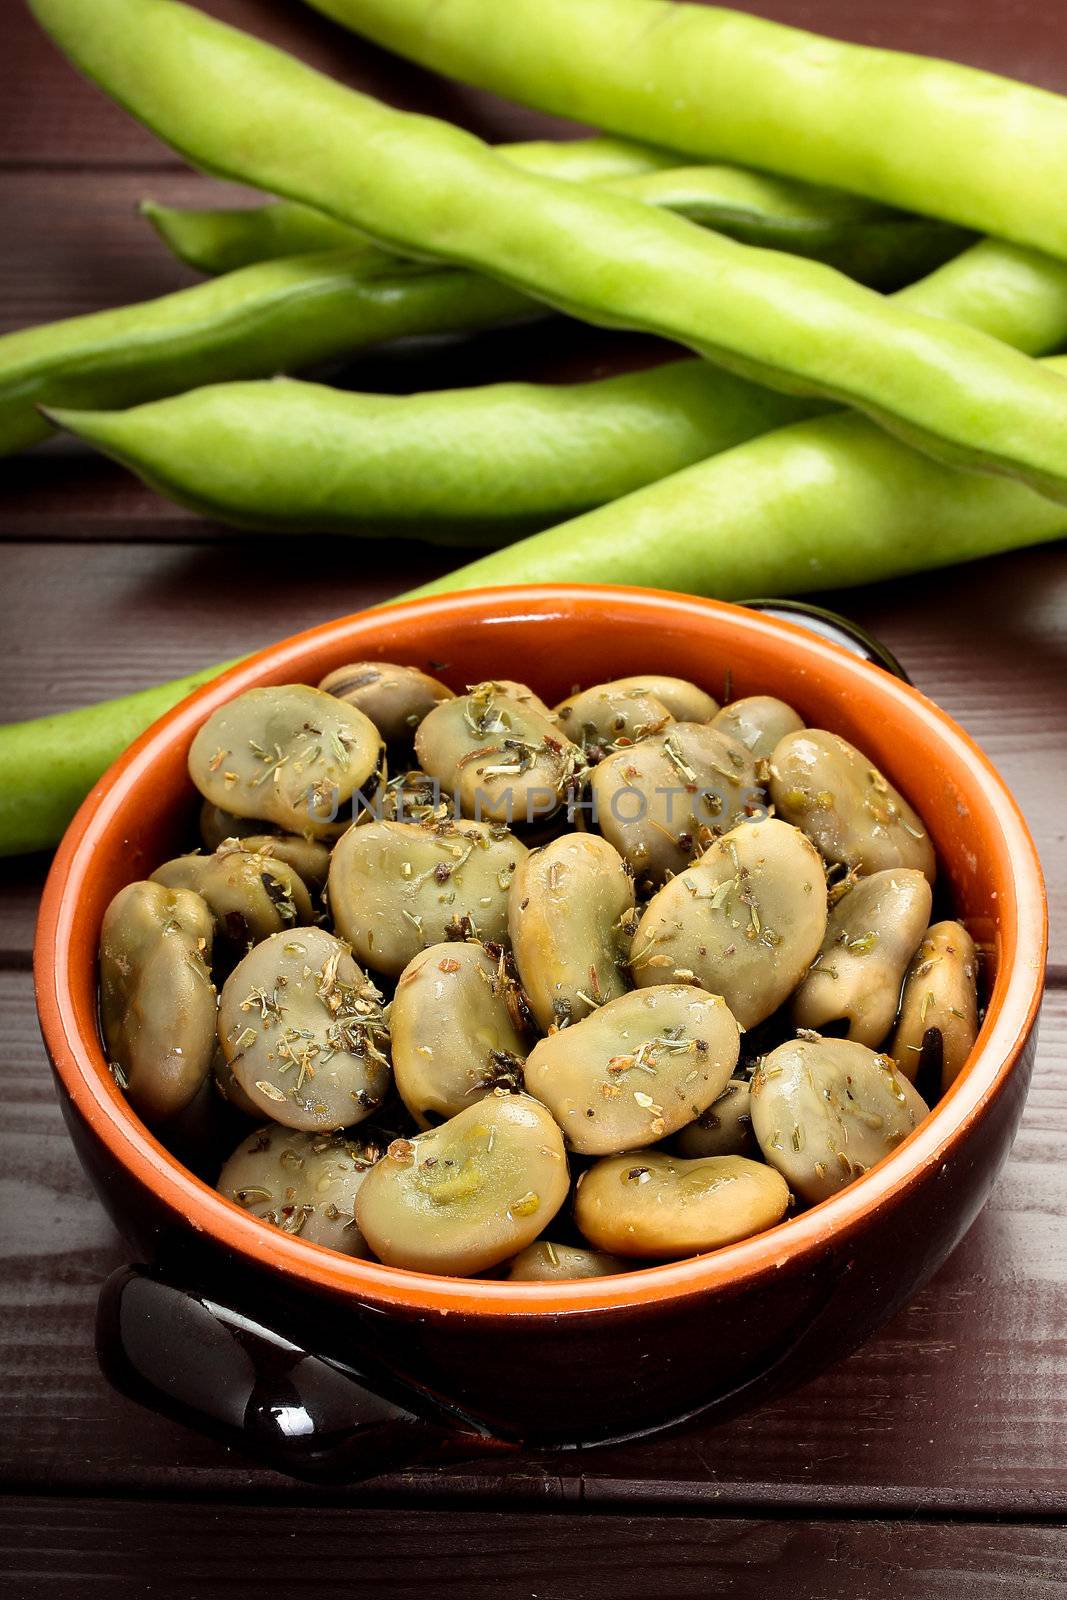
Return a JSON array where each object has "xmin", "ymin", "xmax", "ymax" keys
[{"xmin": 35, "ymin": 585, "xmax": 1046, "ymax": 1478}]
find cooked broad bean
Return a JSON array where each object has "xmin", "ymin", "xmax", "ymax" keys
[
  {"xmin": 675, "ymin": 1077, "xmax": 756, "ymax": 1159},
  {"xmin": 508, "ymin": 833, "xmax": 635, "ymax": 1032},
  {"xmin": 606, "ymin": 675, "xmax": 719, "ymax": 724},
  {"xmin": 415, "ymin": 682, "xmax": 580, "ymax": 826},
  {"xmin": 189, "ymin": 684, "xmax": 385, "ymax": 838},
  {"xmin": 197, "ymin": 809, "xmax": 332, "ymax": 891},
  {"xmin": 99, "ymin": 880, "xmax": 216, "ymax": 1124},
  {"xmin": 891, "ymin": 921, "xmax": 980, "ymax": 1091},
  {"xmin": 791, "ymin": 868, "xmax": 932, "ymax": 1046},
  {"xmin": 390, "ymin": 940, "xmax": 530, "ymax": 1128},
  {"xmin": 374, "ymin": 767, "xmax": 454, "ymax": 824},
  {"xmin": 631, "ymin": 818, "xmax": 827, "ymax": 1027},
  {"xmin": 524, "ymin": 985, "xmax": 740, "ymax": 1155},
  {"xmin": 354, "ymin": 1092, "xmax": 570, "ymax": 1274},
  {"xmin": 318, "ymin": 660, "xmax": 454, "ymax": 743},
  {"xmin": 504, "ymin": 1242, "xmax": 631, "ymax": 1281},
  {"xmin": 199, "ymin": 801, "xmax": 263, "ymax": 850},
  {"xmin": 553, "ymin": 681, "xmax": 673, "ymax": 761},
  {"xmin": 150, "ymin": 841, "xmax": 314, "ymax": 953},
  {"xmin": 575, "ymin": 1151, "xmax": 789, "ymax": 1259},
  {"xmin": 239, "ymin": 834, "xmax": 332, "ymax": 894},
  {"xmin": 211, "ymin": 1042, "xmax": 260, "ymax": 1118},
  {"xmin": 750, "ymin": 1035, "xmax": 929, "ymax": 1203},
  {"xmin": 770, "ymin": 729, "xmax": 936, "ymax": 881},
  {"xmin": 218, "ymin": 1123, "xmax": 385, "ymax": 1254},
  {"xmin": 590, "ymin": 723, "xmax": 762, "ymax": 883},
  {"xmin": 711, "ymin": 695, "xmax": 804, "ymax": 761},
  {"xmin": 329, "ymin": 816, "xmax": 527, "ymax": 976},
  {"xmin": 217, "ymin": 927, "xmax": 391, "ymax": 1131},
  {"xmin": 478, "ymin": 680, "xmax": 554, "ymax": 717}
]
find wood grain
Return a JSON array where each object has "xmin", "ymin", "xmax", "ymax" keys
[
  {"xmin": 4, "ymin": 0, "xmax": 1067, "ymax": 1571},
  {"xmin": 2, "ymin": 968, "xmax": 1064, "ymax": 1511},
  {"xmin": 1, "ymin": 1498, "xmax": 1065, "ymax": 1599}
]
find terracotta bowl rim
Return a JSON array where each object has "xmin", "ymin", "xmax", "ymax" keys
[{"xmin": 34, "ymin": 583, "xmax": 1048, "ymax": 1318}]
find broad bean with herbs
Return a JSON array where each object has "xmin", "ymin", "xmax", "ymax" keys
[{"xmin": 98, "ymin": 663, "xmax": 978, "ymax": 1279}]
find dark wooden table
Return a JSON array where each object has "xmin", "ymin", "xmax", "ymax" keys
[{"xmin": 2, "ymin": 2, "xmax": 1066, "ymax": 1594}]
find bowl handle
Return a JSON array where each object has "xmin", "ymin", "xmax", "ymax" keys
[
  {"xmin": 96, "ymin": 1265, "xmax": 517, "ymax": 1483},
  {"xmin": 742, "ymin": 599, "xmax": 910, "ymax": 682}
]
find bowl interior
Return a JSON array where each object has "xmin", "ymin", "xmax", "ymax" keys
[{"xmin": 36, "ymin": 585, "xmax": 1047, "ymax": 1314}]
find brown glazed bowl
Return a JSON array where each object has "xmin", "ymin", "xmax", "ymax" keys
[{"xmin": 34, "ymin": 585, "xmax": 1047, "ymax": 1480}]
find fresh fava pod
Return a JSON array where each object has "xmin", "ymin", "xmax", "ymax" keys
[
  {"xmin": 891, "ymin": 921, "xmax": 980, "ymax": 1091},
  {"xmin": 589, "ymin": 723, "xmax": 761, "ymax": 884},
  {"xmin": 318, "ymin": 661, "xmax": 454, "ymax": 744},
  {"xmin": 553, "ymin": 681, "xmax": 674, "ymax": 762},
  {"xmin": 675, "ymin": 1077, "xmax": 756, "ymax": 1160},
  {"xmin": 328, "ymin": 817, "xmax": 528, "ymax": 977},
  {"xmin": 315, "ymin": 0, "xmax": 1067, "ymax": 261},
  {"xmin": 217, "ymin": 1124, "xmax": 386, "ymax": 1254},
  {"xmin": 791, "ymin": 868, "xmax": 933, "ymax": 1046},
  {"xmin": 355, "ymin": 1093, "xmax": 570, "ymax": 1274},
  {"xmin": 631, "ymin": 818, "xmax": 828, "ymax": 1028},
  {"xmin": 150, "ymin": 842, "xmax": 315, "ymax": 954},
  {"xmin": 523, "ymin": 985, "xmax": 740, "ymax": 1156},
  {"xmin": 1, "ymin": 249, "xmax": 531, "ymax": 458},
  {"xmin": 711, "ymin": 695, "xmax": 805, "ymax": 762},
  {"xmin": 770, "ymin": 729, "xmax": 936, "ymax": 882},
  {"xmin": 390, "ymin": 941, "xmax": 530, "ymax": 1128},
  {"xmin": 750, "ymin": 1035, "xmax": 929, "ymax": 1204},
  {"xmin": 575, "ymin": 1151, "xmax": 789, "ymax": 1259},
  {"xmin": 98, "ymin": 880, "xmax": 216, "ymax": 1124},
  {"xmin": 504, "ymin": 1242, "xmax": 631, "ymax": 1281},
  {"xmin": 29, "ymin": 0, "xmax": 1067, "ymax": 502},
  {"xmin": 146, "ymin": 155, "xmax": 971, "ymax": 291},
  {"xmin": 217, "ymin": 927, "xmax": 391, "ymax": 1132},
  {"xmin": 12, "ymin": 338, "xmax": 1067, "ymax": 862},
  {"xmin": 415, "ymin": 682, "xmax": 581, "ymax": 827},
  {"xmin": 508, "ymin": 833, "xmax": 635, "ymax": 1032},
  {"xmin": 188, "ymin": 684, "xmax": 384, "ymax": 839},
  {"xmin": 142, "ymin": 135, "xmax": 682, "ymax": 272},
  {"xmin": 45, "ymin": 232, "xmax": 1067, "ymax": 535}
]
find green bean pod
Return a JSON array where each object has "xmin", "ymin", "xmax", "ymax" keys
[
  {"xmin": 45, "ymin": 236, "xmax": 1067, "ymax": 537},
  {"xmin": 142, "ymin": 135, "xmax": 676, "ymax": 274},
  {"xmin": 410, "ymin": 359, "xmax": 1067, "ymax": 601},
  {"xmin": 2, "ymin": 134, "xmax": 963, "ymax": 461},
  {"xmin": 27, "ymin": 0, "xmax": 1067, "ymax": 500},
  {"xmin": 311, "ymin": 0, "xmax": 1067, "ymax": 261},
  {"xmin": 46, "ymin": 366, "xmax": 820, "ymax": 540},
  {"xmin": 0, "ymin": 252, "xmax": 529, "ymax": 457},
  {"xmin": 7, "ymin": 356, "xmax": 1067, "ymax": 858},
  {"xmin": 146, "ymin": 163, "xmax": 969, "ymax": 291}
]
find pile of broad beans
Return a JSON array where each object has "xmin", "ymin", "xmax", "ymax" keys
[
  {"xmin": 100, "ymin": 666, "xmax": 978, "ymax": 1276},
  {"xmin": 6, "ymin": 0, "xmax": 1067, "ymax": 858}
]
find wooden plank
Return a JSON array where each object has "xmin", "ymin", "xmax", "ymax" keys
[
  {"xmin": 8, "ymin": 0, "xmax": 1067, "ymax": 173},
  {"xmin": 2, "ymin": 966, "xmax": 1064, "ymax": 1511},
  {"xmin": 1, "ymin": 540, "xmax": 1063, "ymax": 965},
  {"xmin": 2, "ymin": 1498, "xmax": 1066, "ymax": 1600}
]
